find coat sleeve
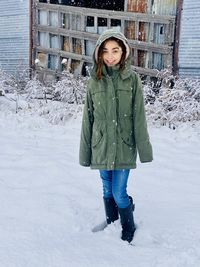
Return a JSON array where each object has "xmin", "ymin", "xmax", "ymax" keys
[
  {"xmin": 79, "ymin": 86, "xmax": 94, "ymax": 166},
  {"xmin": 133, "ymin": 73, "xmax": 153, "ymax": 163}
]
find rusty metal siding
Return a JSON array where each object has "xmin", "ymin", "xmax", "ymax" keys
[
  {"xmin": 127, "ymin": 0, "xmax": 177, "ymax": 14},
  {"xmin": 127, "ymin": 0, "xmax": 148, "ymax": 13},
  {"xmin": 0, "ymin": 0, "xmax": 30, "ymax": 74},
  {"xmin": 178, "ymin": 0, "xmax": 200, "ymax": 77}
]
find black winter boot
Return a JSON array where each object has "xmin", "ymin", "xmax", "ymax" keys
[
  {"xmin": 118, "ymin": 203, "xmax": 136, "ymax": 243},
  {"xmin": 103, "ymin": 197, "xmax": 119, "ymax": 224},
  {"xmin": 129, "ymin": 196, "xmax": 135, "ymax": 211}
]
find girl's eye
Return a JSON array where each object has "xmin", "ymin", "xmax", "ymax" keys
[{"xmin": 103, "ymin": 50, "xmax": 120, "ymax": 54}]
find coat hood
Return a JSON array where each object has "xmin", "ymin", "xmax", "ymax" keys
[
  {"xmin": 94, "ymin": 29, "xmax": 130, "ymax": 63},
  {"xmin": 91, "ymin": 29, "xmax": 132, "ymax": 79}
]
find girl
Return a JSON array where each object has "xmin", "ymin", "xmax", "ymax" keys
[{"xmin": 79, "ymin": 29, "xmax": 153, "ymax": 243}]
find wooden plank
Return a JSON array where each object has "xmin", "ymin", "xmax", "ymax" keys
[
  {"xmin": 47, "ymin": 8, "xmax": 50, "ymax": 26},
  {"xmin": 128, "ymin": 39, "xmax": 172, "ymax": 54},
  {"xmin": 121, "ymin": 19, "xmax": 125, "ymax": 34},
  {"xmin": 81, "ymin": 14, "xmax": 85, "ymax": 32},
  {"xmin": 148, "ymin": 22, "xmax": 154, "ymax": 42},
  {"xmin": 35, "ymin": 60, "xmax": 168, "ymax": 79},
  {"xmin": 69, "ymin": 36, "xmax": 73, "ymax": 53},
  {"xmin": 36, "ymin": 3, "xmax": 175, "ymax": 24},
  {"xmin": 36, "ymin": 25, "xmax": 173, "ymax": 54},
  {"xmin": 69, "ymin": 13, "xmax": 72, "ymax": 30},
  {"xmin": 67, "ymin": 58, "xmax": 71, "ymax": 71},
  {"xmin": 124, "ymin": 0, "xmax": 128, "ymax": 12},
  {"xmin": 108, "ymin": 18, "xmax": 111, "ymax": 29},
  {"xmin": 81, "ymin": 37, "xmax": 85, "ymax": 56},
  {"xmin": 135, "ymin": 20, "xmax": 139, "ymax": 40},
  {"xmin": 148, "ymin": 51, "xmax": 152, "ymax": 69},
  {"xmin": 35, "ymin": 46, "xmax": 93, "ymax": 62},
  {"xmin": 133, "ymin": 49, "xmax": 138, "ymax": 66},
  {"xmin": 58, "ymin": 10, "xmax": 61, "ymax": 28},
  {"xmin": 94, "ymin": 16, "xmax": 98, "ymax": 33},
  {"xmin": 131, "ymin": 65, "xmax": 166, "ymax": 78}
]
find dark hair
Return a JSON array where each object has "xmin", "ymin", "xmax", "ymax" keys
[{"xmin": 96, "ymin": 37, "xmax": 127, "ymax": 80}]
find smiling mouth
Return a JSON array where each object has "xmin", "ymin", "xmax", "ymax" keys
[{"xmin": 106, "ymin": 61, "xmax": 115, "ymax": 65}]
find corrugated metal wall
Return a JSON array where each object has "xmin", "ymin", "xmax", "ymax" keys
[
  {"xmin": 0, "ymin": 0, "xmax": 30, "ymax": 75},
  {"xmin": 178, "ymin": 0, "xmax": 200, "ymax": 77}
]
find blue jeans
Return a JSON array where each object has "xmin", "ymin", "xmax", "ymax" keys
[{"xmin": 99, "ymin": 169, "xmax": 131, "ymax": 208}]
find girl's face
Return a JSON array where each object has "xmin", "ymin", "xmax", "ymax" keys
[{"xmin": 102, "ymin": 40, "xmax": 123, "ymax": 67}]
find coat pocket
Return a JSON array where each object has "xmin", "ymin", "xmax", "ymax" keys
[
  {"xmin": 120, "ymin": 130, "xmax": 135, "ymax": 147},
  {"xmin": 117, "ymin": 88, "xmax": 133, "ymax": 115},
  {"xmin": 92, "ymin": 129, "xmax": 103, "ymax": 148},
  {"xmin": 116, "ymin": 128, "xmax": 136, "ymax": 166}
]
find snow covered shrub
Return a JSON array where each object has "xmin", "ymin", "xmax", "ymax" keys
[
  {"xmin": 0, "ymin": 68, "xmax": 32, "ymax": 113},
  {"xmin": 25, "ymin": 76, "xmax": 50, "ymax": 102},
  {"xmin": 0, "ymin": 69, "xmax": 13, "ymax": 94},
  {"xmin": 21, "ymin": 71, "xmax": 88, "ymax": 124},
  {"xmin": 52, "ymin": 71, "xmax": 87, "ymax": 104},
  {"xmin": 24, "ymin": 97, "xmax": 83, "ymax": 125},
  {"xmin": 144, "ymin": 77, "xmax": 200, "ymax": 128},
  {"xmin": 0, "ymin": 64, "xmax": 34, "ymax": 95},
  {"xmin": 3, "ymin": 62, "xmax": 199, "ymax": 128}
]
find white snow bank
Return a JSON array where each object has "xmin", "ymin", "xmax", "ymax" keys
[{"xmin": 0, "ymin": 97, "xmax": 200, "ymax": 267}]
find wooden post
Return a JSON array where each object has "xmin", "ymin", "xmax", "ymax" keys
[
  {"xmin": 121, "ymin": 19, "xmax": 125, "ymax": 34},
  {"xmin": 94, "ymin": 16, "xmax": 98, "ymax": 33},
  {"xmin": 124, "ymin": 0, "xmax": 128, "ymax": 12}
]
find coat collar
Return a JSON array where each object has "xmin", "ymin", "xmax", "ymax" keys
[{"xmin": 90, "ymin": 63, "xmax": 132, "ymax": 81}]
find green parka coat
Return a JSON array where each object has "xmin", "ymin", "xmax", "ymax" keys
[{"xmin": 79, "ymin": 29, "xmax": 153, "ymax": 170}]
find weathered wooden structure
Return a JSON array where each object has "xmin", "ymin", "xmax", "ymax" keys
[
  {"xmin": 0, "ymin": 0, "xmax": 199, "ymax": 79},
  {"xmin": 33, "ymin": 1, "xmax": 176, "ymax": 78}
]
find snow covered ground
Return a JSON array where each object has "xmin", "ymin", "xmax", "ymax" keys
[{"xmin": 0, "ymin": 96, "xmax": 200, "ymax": 267}]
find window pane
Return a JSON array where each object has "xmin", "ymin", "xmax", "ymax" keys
[
  {"xmin": 48, "ymin": 55, "xmax": 57, "ymax": 70},
  {"xmin": 50, "ymin": 34, "xmax": 59, "ymax": 49},
  {"xmin": 61, "ymin": 13, "xmax": 70, "ymax": 29},
  {"xmin": 49, "ymin": 11, "xmax": 58, "ymax": 27},
  {"xmin": 38, "ymin": 10, "xmax": 48, "ymax": 25},
  {"xmin": 72, "ymin": 38, "xmax": 82, "ymax": 54},
  {"xmin": 72, "ymin": 14, "xmax": 81, "ymax": 31},
  {"xmin": 38, "ymin": 32, "xmax": 49, "ymax": 48},
  {"xmin": 61, "ymin": 36, "xmax": 70, "ymax": 51}
]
